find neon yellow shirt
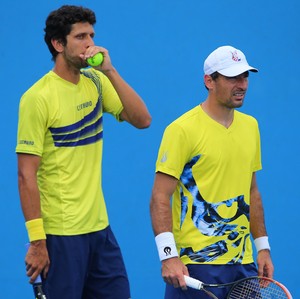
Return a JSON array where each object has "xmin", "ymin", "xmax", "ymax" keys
[
  {"xmin": 156, "ymin": 105, "xmax": 262, "ymax": 265},
  {"xmin": 16, "ymin": 69, "xmax": 123, "ymax": 235}
]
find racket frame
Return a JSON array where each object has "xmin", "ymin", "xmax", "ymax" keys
[{"xmin": 184, "ymin": 275, "xmax": 293, "ymax": 299}]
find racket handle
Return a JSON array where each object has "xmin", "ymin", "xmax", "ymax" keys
[
  {"xmin": 33, "ymin": 283, "xmax": 47, "ymax": 299},
  {"xmin": 184, "ymin": 275, "xmax": 204, "ymax": 290}
]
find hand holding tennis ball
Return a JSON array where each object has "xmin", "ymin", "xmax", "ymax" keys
[{"xmin": 86, "ymin": 52, "xmax": 104, "ymax": 66}]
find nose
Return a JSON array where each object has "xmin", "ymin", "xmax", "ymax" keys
[
  {"xmin": 236, "ymin": 77, "xmax": 248, "ymax": 88},
  {"xmin": 86, "ymin": 35, "xmax": 94, "ymax": 48}
]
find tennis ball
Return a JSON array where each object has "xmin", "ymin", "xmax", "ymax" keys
[{"xmin": 86, "ymin": 52, "xmax": 104, "ymax": 66}]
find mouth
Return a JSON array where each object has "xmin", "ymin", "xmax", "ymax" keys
[
  {"xmin": 233, "ymin": 91, "xmax": 245, "ymax": 96},
  {"xmin": 233, "ymin": 91, "xmax": 246, "ymax": 100}
]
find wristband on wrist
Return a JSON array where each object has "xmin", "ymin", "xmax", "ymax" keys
[
  {"xmin": 25, "ymin": 218, "xmax": 46, "ymax": 242},
  {"xmin": 254, "ymin": 236, "xmax": 271, "ymax": 252},
  {"xmin": 155, "ymin": 232, "xmax": 178, "ymax": 261}
]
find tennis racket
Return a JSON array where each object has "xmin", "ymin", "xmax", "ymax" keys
[
  {"xmin": 25, "ymin": 243, "xmax": 47, "ymax": 299},
  {"xmin": 31, "ymin": 275, "xmax": 47, "ymax": 299},
  {"xmin": 184, "ymin": 275, "xmax": 293, "ymax": 299}
]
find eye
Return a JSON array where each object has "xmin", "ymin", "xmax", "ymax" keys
[{"xmin": 76, "ymin": 34, "xmax": 85, "ymax": 40}]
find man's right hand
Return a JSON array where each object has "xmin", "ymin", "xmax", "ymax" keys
[
  {"xmin": 26, "ymin": 239, "xmax": 50, "ymax": 283},
  {"xmin": 161, "ymin": 257, "xmax": 189, "ymax": 290}
]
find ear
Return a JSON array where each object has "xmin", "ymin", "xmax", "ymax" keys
[
  {"xmin": 51, "ymin": 39, "xmax": 64, "ymax": 54},
  {"xmin": 204, "ymin": 74, "xmax": 214, "ymax": 90}
]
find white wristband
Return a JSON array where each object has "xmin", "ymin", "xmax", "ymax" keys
[
  {"xmin": 155, "ymin": 232, "xmax": 178, "ymax": 261},
  {"xmin": 254, "ymin": 236, "xmax": 271, "ymax": 252}
]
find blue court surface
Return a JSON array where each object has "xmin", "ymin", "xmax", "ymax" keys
[{"xmin": 1, "ymin": 0, "xmax": 298, "ymax": 298}]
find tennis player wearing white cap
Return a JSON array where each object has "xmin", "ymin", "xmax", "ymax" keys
[{"xmin": 150, "ymin": 45, "xmax": 274, "ymax": 299}]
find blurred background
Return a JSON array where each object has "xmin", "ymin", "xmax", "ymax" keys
[{"xmin": 0, "ymin": 0, "xmax": 298, "ymax": 297}]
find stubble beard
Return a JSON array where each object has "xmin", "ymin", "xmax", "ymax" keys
[
  {"xmin": 63, "ymin": 52, "xmax": 88, "ymax": 70},
  {"xmin": 227, "ymin": 93, "xmax": 246, "ymax": 109}
]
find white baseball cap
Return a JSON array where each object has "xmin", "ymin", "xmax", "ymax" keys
[{"xmin": 204, "ymin": 46, "xmax": 258, "ymax": 77}]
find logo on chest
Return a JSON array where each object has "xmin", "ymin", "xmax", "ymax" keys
[{"xmin": 77, "ymin": 101, "xmax": 92, "ymax": 111}]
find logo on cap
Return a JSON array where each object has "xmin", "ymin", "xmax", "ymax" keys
[{"xmin": 231, "ymin": 51, "xmax": 241, "ymax": 62}]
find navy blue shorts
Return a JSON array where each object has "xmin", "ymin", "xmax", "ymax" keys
[
  {"xmin": 165, "ymin": 263, "xmax": 258, "ymax": 299},
  {"xmin": 43, "ymin": 226, "xmax": 130, "ymax": 299}
]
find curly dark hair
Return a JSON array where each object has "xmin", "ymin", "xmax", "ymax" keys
[{"xmin": 44, "ymin": 5, "xmax": 96, "ymax": 60}]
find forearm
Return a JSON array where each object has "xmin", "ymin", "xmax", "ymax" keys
[
  {"xmin": 250, "ymin": 188, "xmax": 268, "ymax": 239},
  {"xmin": 249, "ymin": 172, "xmax": 268, "ymax": 239},
  {"xmin": 252, "ymin": 197, "xmax": 274, "ymax": 278},
  {"xmin": 17, "ymin": 154, "xmax": 43, "ymax": 221},
  {"xmin": 18, "ymin": 173, "xmax": 42, "ymax": 221},
  {"xmin": 150, "ymin": 194, "xmax": 173, "ymax": 236},
  {"xmin": 150, "ymin": 172, "xmax": 178, "ymax": 235},
  {"xmin": 102, "ymin": 67, "xmax": 151, "ymax": 128}
]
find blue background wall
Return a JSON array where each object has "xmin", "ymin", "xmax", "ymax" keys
[{"xmin": 0, "ymin": 0, "xmax": 299, "ymax": 297}]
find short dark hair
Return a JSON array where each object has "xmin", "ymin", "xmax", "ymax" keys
[
  {"xmin": 210, "ymin": 72, "xmax": 220, "ymax": 81},
  {"xmin": 44, "ymin": 5, "xmax": 96, "ymax": 60},
  {"xmin": 204, "ymin": 71, "xmax": 219, "ymax": 90}
]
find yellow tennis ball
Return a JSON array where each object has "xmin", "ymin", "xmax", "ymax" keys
[{"xmin": 87, "ymin": 52, "xmax": 104, "ymax": 66}]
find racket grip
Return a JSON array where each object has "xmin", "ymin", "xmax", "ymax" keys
[
  {"xmin": 184, "ymin": 275, "xmax": 203, "ymax": 290},
  {"xmin": 33, "ymin": 283, "xmax": 47, "ymax": 299}
]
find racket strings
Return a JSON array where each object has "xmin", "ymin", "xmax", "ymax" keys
[{"xmin": 228, "ymin": 278, "xmax": 289, "ymax": 299}]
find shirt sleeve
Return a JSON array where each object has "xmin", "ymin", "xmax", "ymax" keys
[
  {"xmin": 16, "ymin": 91, "xmax": 48, "ymax": 156},
  {"xmin": 155, "ymin": 122, "xmax": 191, "ymax": 179}
]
